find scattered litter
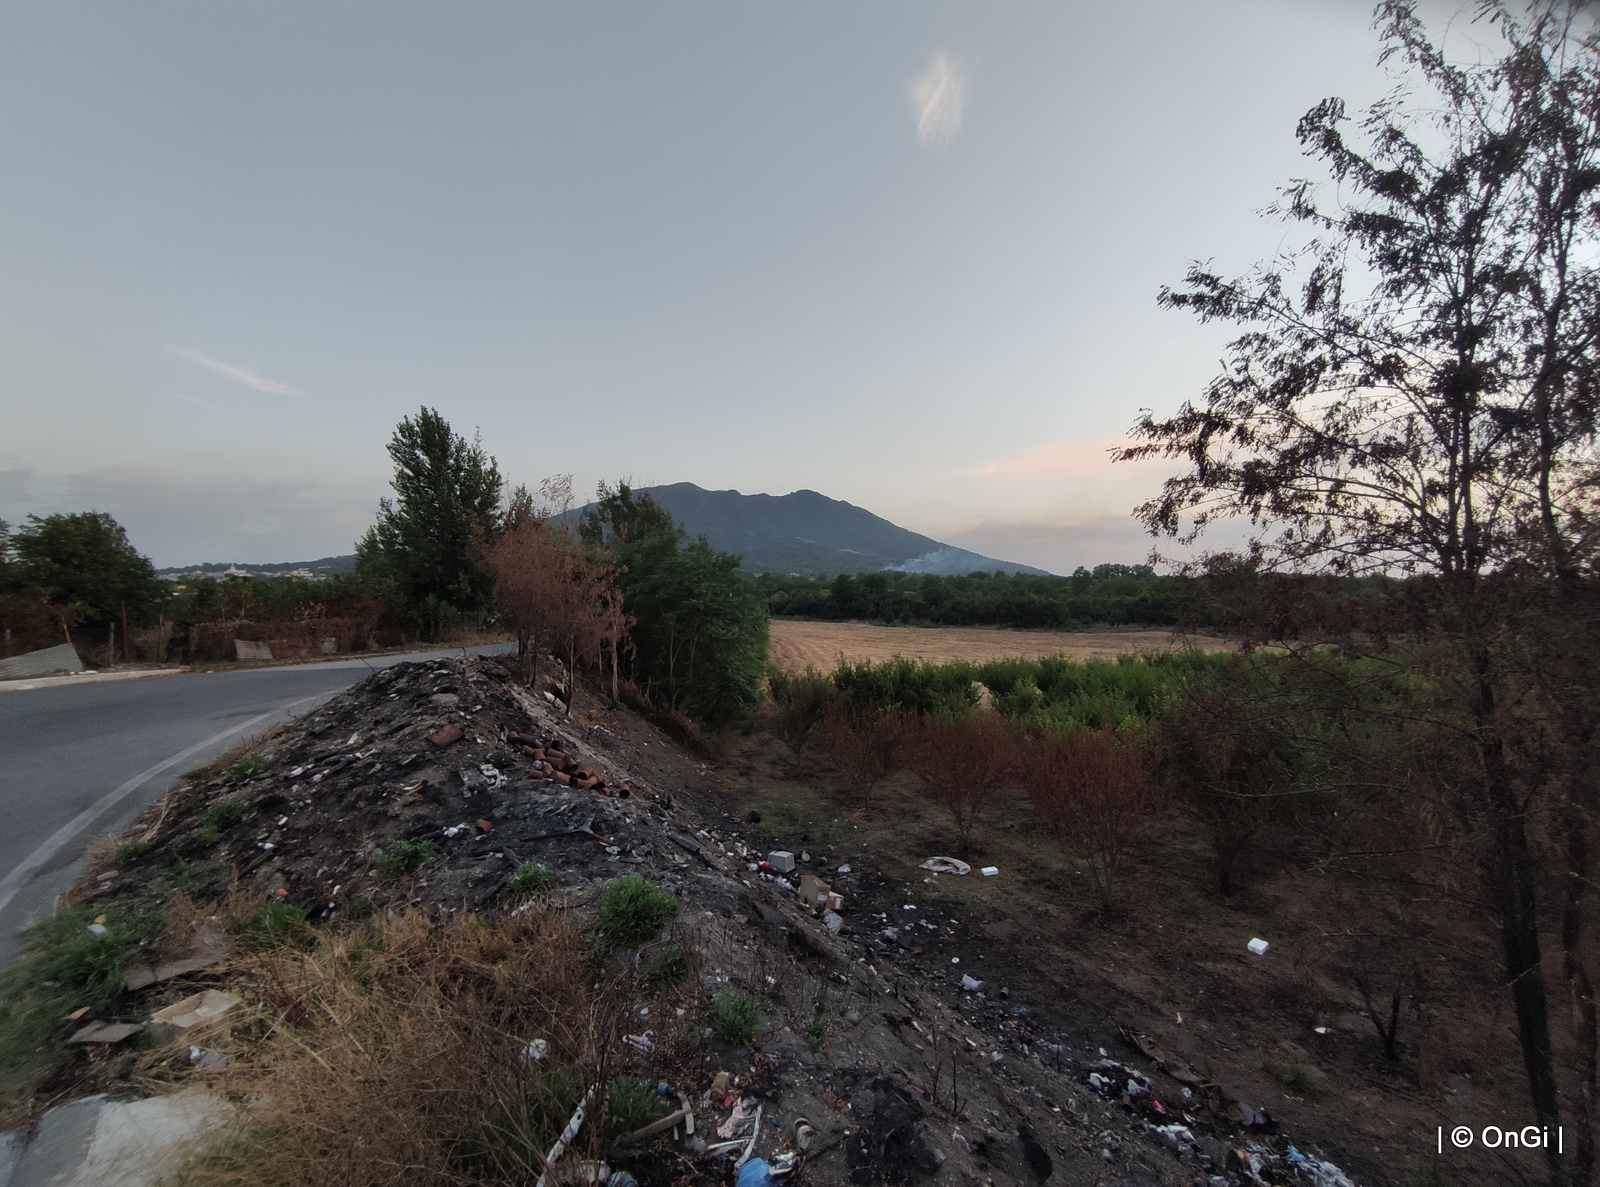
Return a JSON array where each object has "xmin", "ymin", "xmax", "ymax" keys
[
  {"xmin": 717, "ymin": 1097, "xmax": 757, "ymax": 1140},
  {"xmin": 86, "ymin": 923, "xmax": 107, "ymax": 936},
  {"xmin": 1238, "ymin": 1102, "xmax": 1277, "ymax": 1132},
  {"xmin": 521, "ymin": 1038, "xmax": 550, "ymax": 1065},
  {"xmin": 1313, "ymin": 1025, "xmax": 1331, "ymax": 1035},
  {"xmin": 125, "ymin": 921, "xmax": 228, "ymax": 991},
  {"xmin": 822, "ymin": 910, "xmax": 843, "ymax": 934},
  {"xmin": 919, "ymin": 857, "xmax": 970, "ymax": 876},
  {"xmin": 623, "ymin": 1032, "xmax": 654, "ymax": 1054},
  {"xmin": 427, "ymin": 724, "xmax": 464, "ymax": 748},
  {"xmin": 149, "ymin": 989, "xmax": 241, "ymax": 1031},
  {"xmin": 442, "ymin": 823, "xmax": 473, "ymax": 838},
  {"xmin": 798, "ymin": 874, "xmax": 841, "ymax": 913},
  {"xmin": 534, "ymin": 1085, "xmax": 597, "ymax": 1187},
  {"xmin": 835, "ymin": 864, "xmax": 851, "ymax": 874},
  {"xmin": 479, "ymin": 763, "xmax": 504, "ymax": 790},
  {"xmin": 960, "ymin": 974, "xmax": 984, "ymax": 992},
  {"xmin": 188, "ymin": 1045, "xmax": 229, "ymax": 1071},
  {"xmin": 62, "ymin": 1006, "xmax": 88, "ymax": 1021},
  {"xmin": 69, "ymin": 1021, "xmax": 142, "ymax": 1044},
  {"xmin": 767, "ymin": 851, "xmax": 795, "ymax": 874},
  {"xmin": 736, "ymin": 1159, "xmax": 773, "ymax": 1187},
  {"xmin": 1286, "ymin": 1146, "xmax": 1357, "ymax": 1187},
  {"xmin": 1247, "ymin": 937, "xmax": 1270, "ymax": 956},
  {"xmin": 980, "ymin": 866, "xmax": 999, "ymax": 878}
]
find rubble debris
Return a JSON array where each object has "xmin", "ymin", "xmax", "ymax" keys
[
  {"xmin": 69, "ymin": 1021, "xmax": 143, "ymax": 1044},
  {"xmin": 149, "ymin": 989, "xmax": 241, "ymax": 1032},
  {"xmin": 426, "ymin": 723, "xmax": 465, "ymax": 748}
]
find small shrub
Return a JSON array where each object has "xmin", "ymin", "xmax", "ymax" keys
[
  {"xmin": 711, "ymin": 988, "xmax": 758, "ymax": 1046},
  {"xmin": 223, "ymin": 755, "xmax": 268, "ymax": 785},
  {"xmin": 768, "ymin": 666, "xmax": 832, "ymax": 756},
  {"xmin": 376, "ymin": 839, "xmax": 436, "ymax": 882},
  {"xmin": 1262, "ymin": 1057, "xmax": 1320, "ymax": 1094},
  {"xmin": 508, "ymin": 862, "xmax": 552, "ymax": 899},
  {"xmin": 807, "ymin": 1014, "xmax": 827, "ymax": 1051},
  {"xmin": 641, "ymin": 943, "xmax": 688, "ymax": 988},
  {"xmin": 194, "ymin": 824, "xmax": 220, "ymax": 845},
  {"xmin": 596, "ymin": 876, "xmax": 677, "ymax": 943},
  {"xmin": 113, "ymin": 839, "xmax": 150, "ymax": 867},
  {"xmin": 236, "ymin": 901, "xmax": 312, "ymax": 949},
  {"xmin": 207, "ymin": 800, "xmax": 245, "ymax": 830},
  {"xmin": 603, "ymin": 1077, "xmax": 661, "ymax": 1148}
]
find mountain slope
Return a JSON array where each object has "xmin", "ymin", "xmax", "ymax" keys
[{"xmin": 638, "ymin": 483, "xmax": 1048, "ymax": 576}]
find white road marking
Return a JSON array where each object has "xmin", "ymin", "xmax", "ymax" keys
[{"xmin": 0, "ymin": 692, "xmax": 329, "ymax": 918}]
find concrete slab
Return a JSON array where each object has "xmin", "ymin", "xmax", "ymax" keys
[{"xmin": 5, "ymin": 1090, "xmax": 230, "ymax": 1187}]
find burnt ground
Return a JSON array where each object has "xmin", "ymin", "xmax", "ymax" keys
[{"xmin": 49, "ymin": 654, "xmax": 1536, "ymax": 1186}]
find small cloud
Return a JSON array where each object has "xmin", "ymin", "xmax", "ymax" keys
[
  {"xmin": 910, "ymin": 52, "xmax": 964, "ymax": 146},
  {"xmin": 169, "ymin": 347, "xmax": 303, "ymax": 398}
]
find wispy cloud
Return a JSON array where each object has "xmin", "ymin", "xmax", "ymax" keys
[
  {"xmin": 169, "ymin": 347, "xmax": 303, "ymax": 397},
  {"xmin": 978, "ymin": 438, "xmax": 1127, "ymax": 478},
  {"xmin": 910, "ymin": 52, "xmax": 964, "ymax": 146}
]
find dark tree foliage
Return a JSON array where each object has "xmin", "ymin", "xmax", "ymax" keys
[
  {"xmin": 755, "ymin": 565, "xmax": 1215, "ymax": 629},
  {"xmin": 356, "ymin": 408, "xmax": 503, "ymax": 637},
  {"xmin": 586, "ymin": 482, "xmax": 767, "ymax": 728},
  {"xmin": 5, "ymin": 512, "xmax": 166, "ymax": 630},
  {"xmin": 1119, "ymin": 4, "xmax": 1600, "ymax": 1177}
]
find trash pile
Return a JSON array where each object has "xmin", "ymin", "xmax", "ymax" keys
[{"xmin": 74, "ymin": 654, "xmax": 1366, "ymax": 1186}]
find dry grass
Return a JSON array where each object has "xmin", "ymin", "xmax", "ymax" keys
[
  {"xmin": 767, "ymin": 620, "xmax": 1228, "ymax": 673},
  {"xmin": 184, "ymin": 908, "xmax": 630, "ymax": 1187}
]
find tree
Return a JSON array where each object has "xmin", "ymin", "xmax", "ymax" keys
[
  {"xmin": 8, "ymin": 512, "xmax": 166, "ymax": 633},
  {"xmin": 1118, "ymin": 5, "xmax": 1600, "ymax": 1177},
  {"xmin": 357, "ymin": 408, "xmax": 503, "ymax": 638},
  {"xmin": 583, "ymin": 484, "xmax": 767, "ymax": 728}
]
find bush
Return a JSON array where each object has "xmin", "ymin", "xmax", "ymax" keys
[
  {"xmin": 113, "ymin": 839, "xmax": 150, "ymax": 867},
  {"xmin": 194, "ymin": 823, "xmax": 220, "ymax": 845},
  {"xmin": 236, "ymin": 901, "xmax": 312, "ymax": 950},
  {"xmin": 711, "ymin": 988, "xmax": 758, "ymax": 1046},
  {"xmin": 1022, "ymin": 724, "xmax": 1161, "ymax": 903},
  {"xmin": 767, "ymin": 666, "xmax": 833, "ymax": 756},
  {"xmin": 822, "ymin": 702, "xmax": 903, "ymax": 812},
  {"xmin": 207, "ymin": 800, "xmax": 246, "ymax": 830},
  {"xmin": 596, "ymin": 876, "xmax": 677, "ymax": 943},
  {"xmin": 640, "ymin": 943, "xmax": 688, "ymax": 988},
  {"xmin": 507, "ymin": 862, "xmax": 552, "ymax": 899},
  {"xmin": 900, "ymin": 712, "xmax": 1021, "ymax": 851},
  {"xmin": 602, "ymin": 1077, "xmax": 662, "ymax": 1148},
  {"xmin": 224, "ymin": 755, "xmax": 269, "ymax": 785},
  {"xmin": 831, "ymin": 655, "xmax": 978, "ymax": 717},
  {"xmin": 375, "ymin": 839, "xmax": 436, "ymax": 882}
]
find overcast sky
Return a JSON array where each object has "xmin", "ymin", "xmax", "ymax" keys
[{"xmin": 0, "ymin": 1, "xmax": 1502, "ymax": 571}]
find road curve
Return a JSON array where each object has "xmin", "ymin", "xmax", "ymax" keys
[{"xmin": 0, "ymin": 645, "xmax": 511, "ymax": 969}]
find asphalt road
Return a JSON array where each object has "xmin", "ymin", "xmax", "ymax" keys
[{"xmin": 0, "ymin": 645, "xmax": 511, "ymax": 970}]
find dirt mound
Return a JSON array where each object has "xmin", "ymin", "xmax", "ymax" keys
[{"xmin": 81, "ymin": 655, "xmax": 1362, "ymax": 1186}]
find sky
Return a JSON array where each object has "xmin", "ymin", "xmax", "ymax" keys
[{"xmin": 0, "ymin": 0, "xmax": 1504, "ymax": 572}]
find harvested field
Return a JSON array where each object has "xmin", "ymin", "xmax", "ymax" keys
[{"xmin": 768, "ymin": 618, "xmax": 1229, "ymax": 673}]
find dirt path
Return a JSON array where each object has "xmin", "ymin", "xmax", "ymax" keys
[{"xmin": 768, "ymin": 619, "xmax": 1229, "ymax": 672}]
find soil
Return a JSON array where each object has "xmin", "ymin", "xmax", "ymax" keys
[
  {"xmin": 767, "ymin": 621, "xmax": 1230, "ymax": 674},
  {"xmin": 52, "ymin": 654, "xmax": 1536, "ymax": 1186}
]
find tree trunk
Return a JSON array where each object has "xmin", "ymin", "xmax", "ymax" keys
[
  {"xmin": 1564, "ymin": 790, "xmax": 1598, "ymax": 1187},
  {"xmin": 1475, "ymin": 662, "xmax": 1563, "ymax": 1183}
]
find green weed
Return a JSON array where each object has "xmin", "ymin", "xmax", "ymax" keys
[
  {"xmin": 603, "ymin": 1077, "xmax": 662, "ymax": 1148},
  {"xmin": 194, "ymin": 824, "xmax": 220, "ymax": 845},
  {"xmin": 711, "ymin": 988, "xmax": 758, "ymax": 1046},
  {"xmin": 641, "ymin": 943, "xmax": 688, "ymax": 988},
  {"xmin": 596, "ymin": 876, "xmax": 677, "ymax": 943},
  {"xmin": 807, "ymin": 1014, "xmax": 827, "ymax": 1051},
  {"xmin": 507, "ymin": 862, "xmax": 552, "ymax": 899},
  {"xmin": 112, "ymin": 840, "xmax": 150, "ymax": 867},
  {"xmin": 207, "ymin": 800, "xmax": 245, "ymax": 830},
  {"xmin": 223, "ymin": 755, "xmax": 268, "ymax": 785},
  {"xmin": 375, "ymin": 839, "xmax": 436, "ymax": 882},
  {"xmin": 236, "ymin": 901, "xmax": 312, "ymax": 950},
  {"xmin": 1262, "ymin": 1056, "xmax": 1320, "ymax": 1094}
]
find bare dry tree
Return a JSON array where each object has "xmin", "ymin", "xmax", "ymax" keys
[
  {"xmin": 901, "ymin": 713, "xmax": 1018, "ymax": 853},
  {"xmin": 823, "ymin": 701, "xmax": 903, "ymax": 814},
  {"xmin": 1023, "ymin": 725, "xmax": 1161, "ymax": 905}
]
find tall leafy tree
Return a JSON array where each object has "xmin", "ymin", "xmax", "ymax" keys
[
  {"xmin": 357, "ymin": 408, "xmax": 503, "ymax": 637},
  {"xmin": 584, "ymin": 481, "xmax": 767, "ymax": 727},
  {"xmin": 1119, "ymin": 4, "xmax": 1600, "ymax": 1177},
  {"xmin": 8, "ymin": 512, "xmax": 166, "ymax": 631}
]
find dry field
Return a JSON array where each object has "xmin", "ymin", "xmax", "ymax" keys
[{"xmin": 767, "ymin": 618, "xmax": 1229, "ymax": 673}]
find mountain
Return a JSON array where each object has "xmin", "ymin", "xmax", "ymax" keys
[
  {"xmin": 156, "ymin": 555, "xmax": 356, "ymax": 580},
  {"xmin": 634, "ymin": 483, "xmax": 1049, "ymax": 576},
  {"xmin": 161, "ymin": 487, "xmax": 1048, "ymax": 579}
]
